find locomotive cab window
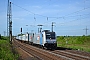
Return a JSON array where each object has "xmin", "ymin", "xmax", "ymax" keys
[{"xmin": 46, "ymin": 32, "xmax": 55, "ymax": 39}]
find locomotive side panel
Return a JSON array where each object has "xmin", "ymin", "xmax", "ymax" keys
[{"xmin": 39, "ymin": 33, "xmax": 43, "ymax": 45}]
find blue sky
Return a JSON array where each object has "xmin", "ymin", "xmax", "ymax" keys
[{"xmin": 0, "ymin": 0, "xmax": 90, "ymax": 36}]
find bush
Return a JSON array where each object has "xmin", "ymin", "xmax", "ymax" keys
[
  {"xmin": 57, "ymin": 36, "xmax": 90, "ymax": 52},
  {"xmin": 0, "ymin": 37, "xmax": 19, "ymax": 60}
]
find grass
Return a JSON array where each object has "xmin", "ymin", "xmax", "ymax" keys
[
  {"xmin": 57, "ymin": 36, "xmax": 90, "ymax": 52},
  {"xmin": 0, "ymin": 36, "xmax": 19, "ymax": 60}
]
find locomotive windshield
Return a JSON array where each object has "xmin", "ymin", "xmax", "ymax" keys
[{"xmin": 46, "ymin": 32, "xmax": 56, "ymax": 39}]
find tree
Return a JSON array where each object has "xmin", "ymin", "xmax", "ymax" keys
[{"xmin": 0, "ymin": 34, "xmax": 1, "ymax": 39}]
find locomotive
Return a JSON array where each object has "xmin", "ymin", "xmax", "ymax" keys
[{"xmin": 16, "ymin": 30, "xmax": 57, "ymax": 49}]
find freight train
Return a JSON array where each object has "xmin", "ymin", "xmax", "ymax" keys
[{"xmin": 16, "ymin": 30, "xmax": 57, "ymax": 50}]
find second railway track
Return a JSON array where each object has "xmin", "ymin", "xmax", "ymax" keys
[{"xmin": 51, "ymin": 50, "xmax": 90, "ymax": 60}]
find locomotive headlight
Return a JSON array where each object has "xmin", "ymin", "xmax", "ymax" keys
[{"xmin": 53, "ymin": 41, "xmax": 56, "ymax": 43}]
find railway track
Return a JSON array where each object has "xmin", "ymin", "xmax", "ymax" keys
[
  {"xmin": 13, "ymin": 39, "xmax": 90, "ymax": 60},
  {"xmin": 13, "ymin": 39, "xmax": 40, "ymax": 60},
  {"xmin": 13, "ymin": 39, "xmax": 64, "ymax": 60},
  {"xmin": 66, "ymin": 50, "xmax": 90, "ymax": 57},
  {"xmin": 51, "ymin": 50, "xmax": 90, "ymax": 60}
]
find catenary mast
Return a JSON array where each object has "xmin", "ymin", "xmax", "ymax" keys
[
  {"xmin": 7, "ymin": 0, "xmax": 9, "ymax": 36},
  {"xmin": 7, "ymin": 0, "xmax": 12, "ymax": 43}
]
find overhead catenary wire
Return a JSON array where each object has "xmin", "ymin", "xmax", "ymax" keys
[
  {"xmin": 12, "ymin": 2, "xmax": 90, "ymax": 19},
  {"xmin": 45, "ymin": 12, "xmax": 90, "ymax": 26},
  {"xmin": 11, "ymin": 1, "xmax": 90, "ymax": 28},
  {"xmin": 11, "ymin": 0, "xmax": 90, "ymax": 36},
  {"xmin": 54, "ymin": 15, "xmax": 90, "ymax": 26},
  {"xmin": 12, "ymin": 3, "xmax": 48, "ymax": 17}
]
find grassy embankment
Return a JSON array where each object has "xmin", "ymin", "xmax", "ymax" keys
[
  {"xmin": 0, "ymin": 36, "xmax": 19, "ymax": 60},
  {"xmin": 57, "ymin": 36, "xmax": 90, "ymax": 52}
]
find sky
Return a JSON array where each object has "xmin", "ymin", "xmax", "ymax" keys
[{"xmin": 0, "ymin": 0, "xmax": 90, "ymax": 36}]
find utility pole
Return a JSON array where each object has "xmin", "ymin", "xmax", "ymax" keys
[
  {"xmin": 83, "ymin": 26, "xmax": 89, "ymax": 36},
  {"xmin": 7, "ymin": 1, "xmax": 12, "ymax": 43},
  {"xmin": 9, "ymin": 2, "xmax": 12, "ymax": 43},
  {"xmin": 52, "ymin": 22, "xmax": 55, "ymax": 32},
  {"xmin": 7, "ymin": 0, "xmax": 9, "ymax": 36}
]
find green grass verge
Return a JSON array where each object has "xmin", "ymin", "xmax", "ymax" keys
[
  {"xmin": 0, "ymin": 36, "xmax": 19, "ymax": 60},
  {"xmin": 57, "ymin": 36, "xmax": 90, "ymax": 52}
]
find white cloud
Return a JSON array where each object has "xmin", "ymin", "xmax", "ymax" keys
[{"xmin": 31, "ymin": 6, "xmax": 42, "ymax": 9}]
